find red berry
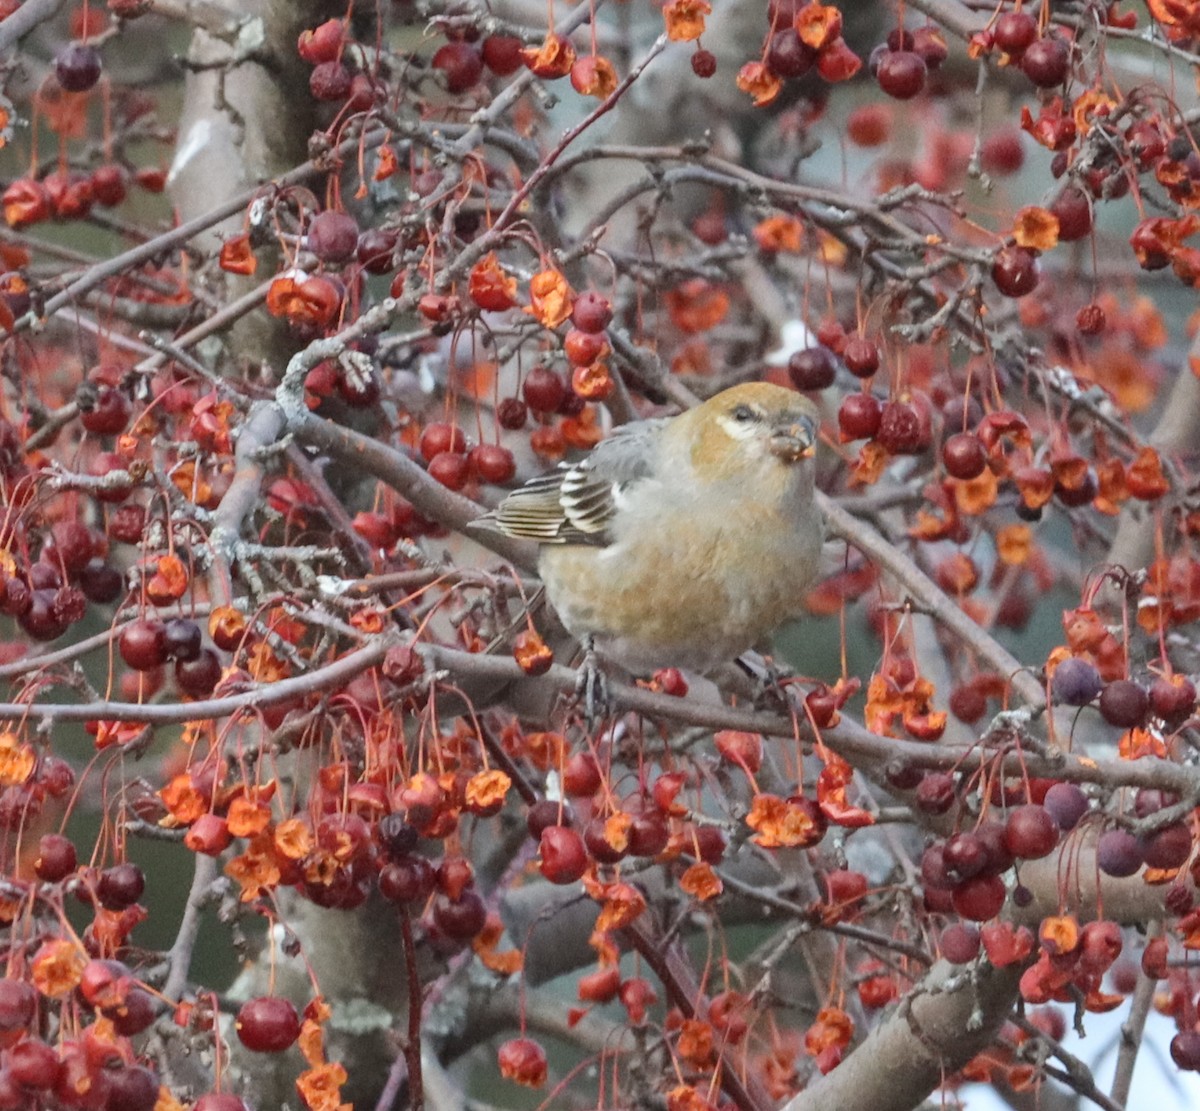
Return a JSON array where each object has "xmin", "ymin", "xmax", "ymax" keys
[
  {"xmin": 1050, "ymin": 186, "xmax": 1092, "ymax": 241},
  {"xmin": 432, "ymin": 42, "xmax": 483, "ymax": 93},
  {"xmin": 482, "ymin": 35, "xmax": 524, "ymax": 76},
  {"xmin": 235, "ymin": 997, "xmax": 301, "ymax": 1053},
  {"xmin": 941, "ymin": 923, "xmax": 981, "ymax": 963},
  {"xmin": 915, "ymin": 772, "xmax": 956, "ymax": 814},
  {"xmin": 952, "ymin": 874, "xmax": 1006, "ymax": 921},
  {"xmin": 1021, "ymin": 36, "xmax": 1070, "ymax": 87},
  {"xmin": 993, "ymin": 11, "xmax": 1037, "ymax": 55},
  {"xmin": 104, "ymin": 1064, "xmax": 159, "ymax": 1111},
  {"xmin": 877, "ymin": 399, "xmax": 931, "ymax": 455},
  {"xmin": 356, "ymin": 229, "xmax": 397, "ymax": 273},
  {"xmin": 1171, "ymin": 1031, "xmax": 1200, "ymax": 1071},
  {"xmin": 765, "ymin": 29, "xmax": 815, "ymax": 78},
  {"xmin": 1043, "ymin": 782, "xmax": 1088, "ymax": 830},
  {"xmin": 1003, "ymin": 805, "xmax": 1059, "ymax": 859},
  {"xmin": 980, "ymin": 129, "xmax": 1025, "ymax": 176},
  {"xmin": 307, "ymin": 211, "xmax": 359, "ymax": 263},
  {"xmin": 842, "ymin": 336, "xmax": 880, "ymax": 378},
  {"xmin": 1096, "ymin": 828, "xmax": 1144, "ymax": 877},
  {"xmin": 378, "ymin": 855, "xmax": 435, "ymax": 903},
  {"xmin": 838, "ymin": 393, "xmax": 881, "ymax": 440},
  {"xmin": 35, "ymin": 834, "xmax": 77, "ymax": 882},
  {"xmin": 469, "ymin": 443, "xmax": 516, "ymax": 484},
  {"xmin": 991, "ymin": 245, "xmax": 1040, "ymax": 297},
  {"xmin": 1098, "ymin": 680, "xmax": 1148, "ymax": 727},
  {"xmin": 81, "ymin": 386, "xmax": 131, "ymax": 435},
  {"xmin": 562, "ymin": 753, "xmax": 602, "ymax": 797},
  {"xmin": 876, "ymin": 50, "xmax": 926, "ymax": 99},
  {"xmin": 175, "ymin": 648, "xmax": 222, "ymax": 697},
  {"xmin": 571, "ymin": 291, "xmax": 612, "ymax": 334},
  {"xmin": 195, "ymin": 1096, "xmax": 250, "ymax": 1111},
  {"xmin": 309, "ymin": 61, "xmax": 352, "ymax": 101},
  {"xmin": 428, "ymin": 451, "xmax": 470, "ymax": 490},
  {"xmin": 691, "ymin": 49, "xmax": 716, "ymax": 78},
  {"xmin": 1052, "ymin": 657, "xmax": 1102, "ymax": 706},
  {"xmin": 522, "ymin": 367, "xmax": 567, "ymax": 413},
  {"xmin": 419, "ymin": 422, "xmax": 468, "ymax": 462},
  {"xmin": 297, "ymin": 19, "xmax": 344, "ymax": 65},
  {"xmin": 119, "ymin": 619, "xmax": 167, "ymax": 671},
  {"xmin": 539, "ymin": 825, "xmax": 588, "ymax": 883},
  {"xmin": 98, "ymin": 861, "xmax": 145, "ymax": 909},
  {"xmin": 496, "ymin": 397, "xmax": 528, "ymax": 430},
  {"xmin": 8, "ymin": 1037, "xmax": 60, "ymax": 1090},
  {"xmin": 432, "ymin": 890, "xmax": 487, "ymax": 939},
  {"xmin": 55, "ymin": 43, "xmax": 102, "ymax": 91},
  {"xmin": 787, "ymin": 346, "xmax": 837, "ymax": 391},
  {"xmin": 942, "ymin": 432, "xmax": 986, "ymax": 479}
]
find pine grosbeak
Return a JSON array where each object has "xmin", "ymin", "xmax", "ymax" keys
[{"xmin": 480, "ymin": 382, "xmax": 823, "ymax": 675}]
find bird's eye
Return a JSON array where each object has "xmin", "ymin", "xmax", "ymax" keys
[{"xmin": 731, "ymin": 404, "xmax": 757, "ymax": 423}]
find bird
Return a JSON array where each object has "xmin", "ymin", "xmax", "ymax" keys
[{"xmin": 474, "ymin": 382, "xmax": 824, "ymax": 701}]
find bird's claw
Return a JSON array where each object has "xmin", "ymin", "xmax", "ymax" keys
[
  {"xmin": 736, "ymin": 652, "xmax": 793, "ymax": 711},
  {"xmin": 575, "ymin": 638, "xmax": 610, "ymax": 728}
]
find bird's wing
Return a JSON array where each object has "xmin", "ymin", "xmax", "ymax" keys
[{"xmin": 475, "ymin": 418, "xmax": 666, "ymax": 545}]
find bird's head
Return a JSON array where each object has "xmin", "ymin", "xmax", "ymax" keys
[{"xmin": 680, "ymin": 383, "xmax": 820, "ymax": 484}]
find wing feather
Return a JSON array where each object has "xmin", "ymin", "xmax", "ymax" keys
[{"xmin": 473, "ymin": 417, "xmax": 666, "ymax": 546}]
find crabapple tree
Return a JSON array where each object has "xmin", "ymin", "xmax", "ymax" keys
[{"xmin": 0, "ymin": 1, "xmax": 1195, "ymax": 1110}]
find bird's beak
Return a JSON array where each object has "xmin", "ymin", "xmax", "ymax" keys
[{"xmin": 768, "ymin": 415, "xmax": 817, "ymax": 462}]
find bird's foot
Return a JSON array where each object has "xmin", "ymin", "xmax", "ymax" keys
[
  {"xmin": 735, "ymin": 652, "xmax": 793, "ymax": 711},
  {"xmin": 574, "ymin": 637, "xmax": 610, "ymax": 729}
]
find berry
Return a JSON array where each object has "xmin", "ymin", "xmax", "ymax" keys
[
  {"xmin": 765, "ymin": 30, "xmax": 815, "ymax": 79},
  {"xmin": 539, "ymin": 826, "xmax": 588, "ymax": 883},
  {"xmin": 1098, "ymin": 680, "xmax": 1148, "ymax": 728},
  {"xmin": 1021, "ymin": 36, "xmax": 1070, "ymax": 87},
  {"xmin": 119, "ymin": 619, "xmax": 167, "ymax": 671},
  {"xmin": 1051, "ymin": 657, "xmax": 1102, "ymax": 706},
  {"xmin": 469, "ymin": 443, "xmax": 516, "ymax": 484},
  {"xmin": 787, "ymin": 347, "xmax": 837, "ymax": 391},
  {"xmin": 1043, "ymin": 782, "xmax": 1088, "ymax": 830},
  {"xmin": 235, "ymin": 997, "xmax": 301, "ymax": 1053},
  {"xmin": 952, "ymin": 874, "xmax": 1006, "ymax": 921},
  {"xmin": 571, "ymin": 291, "xmax": 612, "ymax": 333},
  {"xmin": 98, "ymin": 862, "xmax": 145, "ymax": 909},
  {"xmin": 35, "ymin": 834, "xmax": 77, "ymax": 882},
  {"xmin": 175, "ymin": 648, "xmax": 222, "ymax": 697},
  {"xmin": 522, "ymin": 367, "xmax": 567, "ymax": 413},
  {"xmin": 55, "ymin": 43, "xmax": 102, "ymax": 91},
  {"xmin": 1004, "ymin": 805, "xmax": 1059, "ymax": 859},
  {"xmin": 941, "ymin": 923, "xmax": 981, "ymax": 963},
  {"xmin": 942, "ymin": 432, "xmax": 986, "ymax": 479},
  {"xmin": 877, "ymin": 400, "xmax": 931, "ymax": 455},
  {"xmin": 428, "ymin": 452, "xmax": 470, "ymax": 490},
  {"xmin": 432, "ymin": 890, "xmax": 487, "ymax": 939},
  {"xmin": 842, "ymin": 336, "xmax": 880, "ymax": 378},
  {"xmin": 163, "ymin": 618, "xmax": 202, "ymax": 662},
  {"xmin": 432, "ymin": 42, "xmax": 483, "ymax": 93},
  {"xmin": 1050, "ymin": 186, "xmax": 1092, "ymax": 241},
  {"xmin": 993, "ymin": 11, "xmax": 1037, "ymax": 55},
  {"xmin": 991, "ymin": 245, "xmax": 1039, "ymax": 297},
  {"xmin": 307, "ymin": 211, "xmax": 359, "ymax": 263},
  {"xmin": 691, "ymin": 49, "xmax": 716, "ymax": 78},
  {"xmin": 1096, "ymin": 828, "xmax": 1144, "ymax": 877},
  {"xmin": 838, "ymin": 393, "xmax": 881, "ymax": 440},
  {"xmin": 876, "ymin": 50, "xmax": 926, "ymax": 99},
  {"xmin": 482, "ymin": 36, "xmax": 525, "ymax": 76},
  {"xmin": 419, "ymin": 422, "xmax": 468, "ymax": 462}
]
